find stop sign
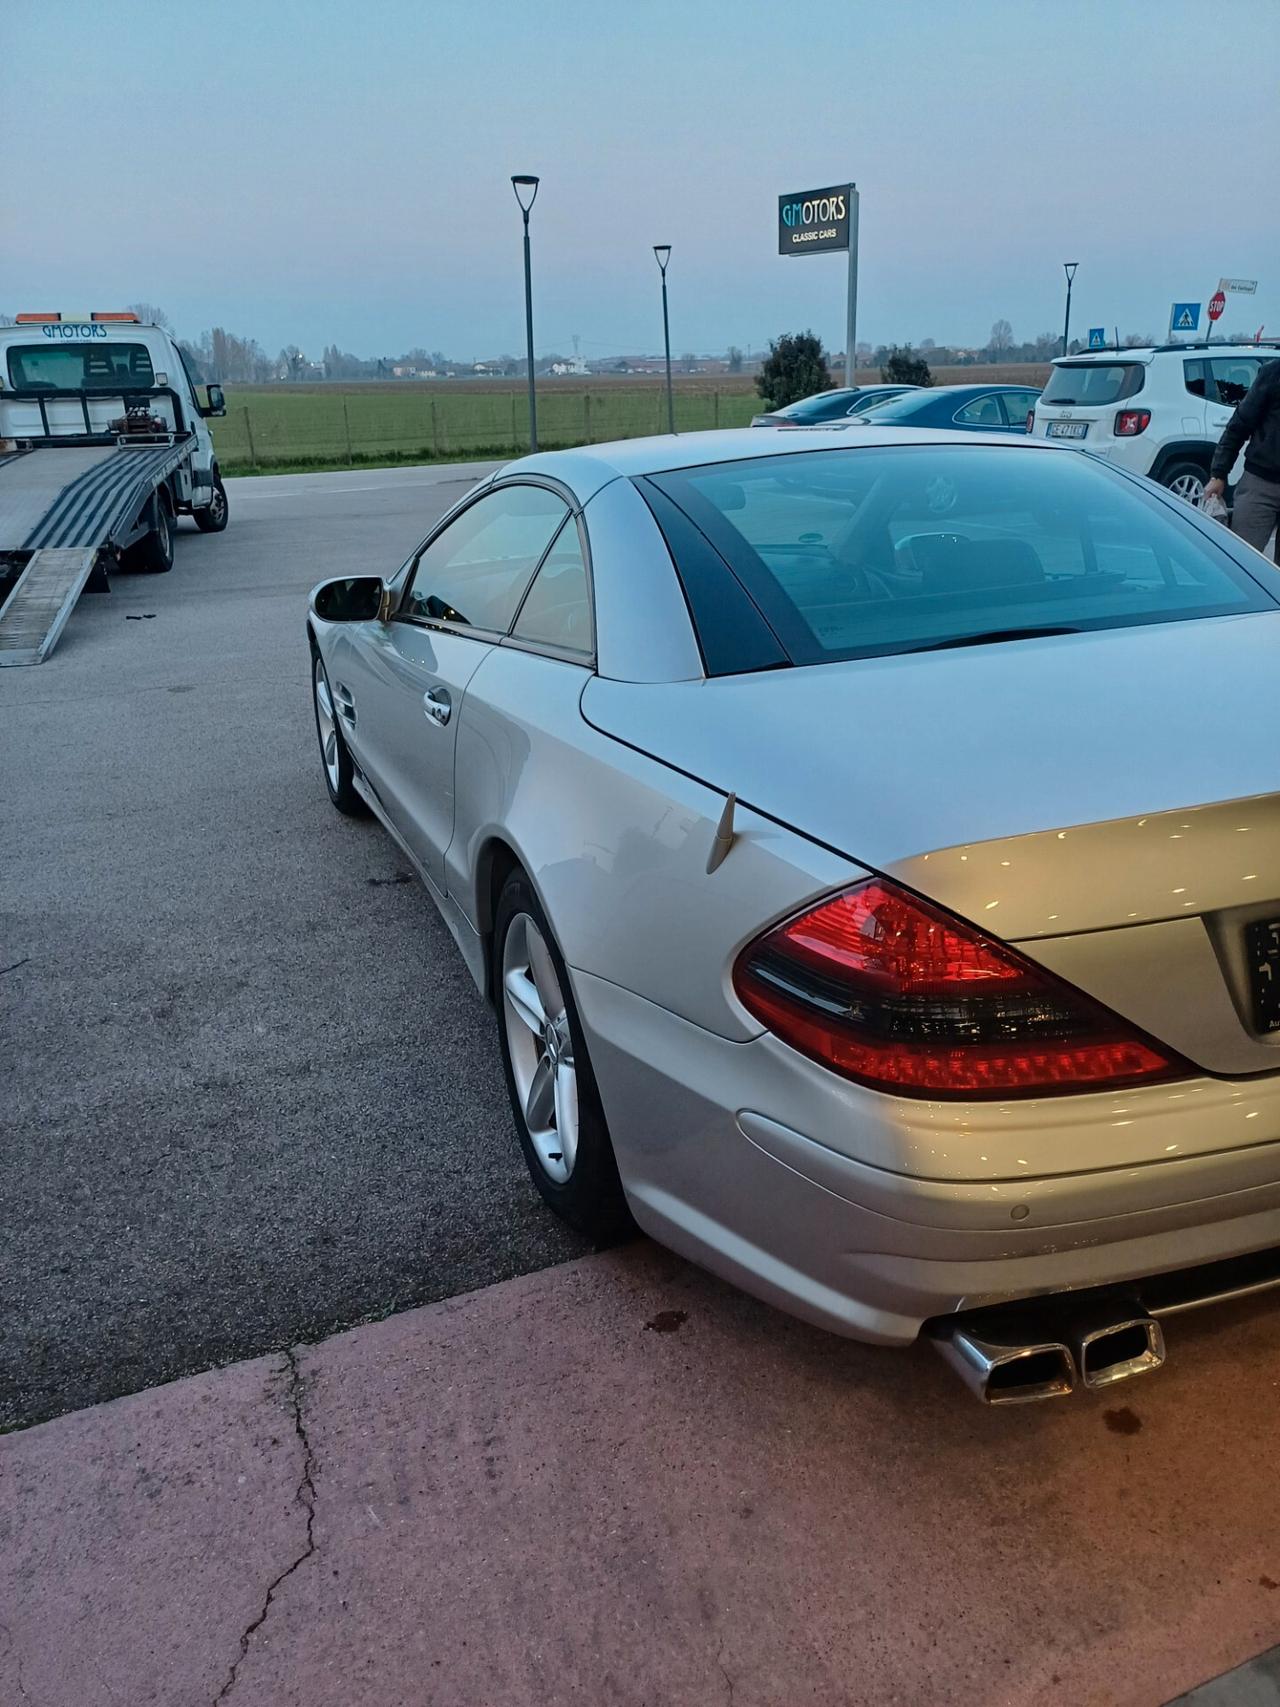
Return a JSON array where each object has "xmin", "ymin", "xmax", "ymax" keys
[{"xmin": 1209, "ymin": 289, "xmax": 1226, "ymax": 322}]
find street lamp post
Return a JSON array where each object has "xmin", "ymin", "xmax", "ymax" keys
[
  {"xmin": 1062, "ymin": 261, "xmax": 1079, "ymax": 357},
  {"xmin": 512, "ymin": 174, "xmax": 540, "ymax": 451},
  {"xmin": 653, "ymin": 245, "xmax": 675, "ymax": 434}
]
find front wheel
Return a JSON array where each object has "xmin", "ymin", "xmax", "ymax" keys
[
  {"xmin": 1161, "ymin": 461, "xmax": 1208, "ymax": 504},
  {"xmin": 194, "ymin": 471, "xmax": 229, "ymax": 533},
  {"xmin": 311, "ymin": 648, "xmax": 366, "ymax": 815},
  {"xmin": 129, "ymin": 490, "xmax": 174, "ymax": 572},
  {"xmin": 494, "ymin": 871, "xmax": 632, "ymax": 1240}
]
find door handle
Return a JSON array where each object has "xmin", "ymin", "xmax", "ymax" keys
[{"xmin": 423, "ymin": 685, "xmax": 452, "ymax": 726}]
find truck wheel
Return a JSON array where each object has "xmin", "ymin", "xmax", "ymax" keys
[
  {"xmin": 195, "ymin": 472, "xmax": 229, "ymax": 533},
  {"xmin": 130, "ymin": 491, "xmax": 175, "ymax": 573},
  {"xmin": 1160, "ymin": 461, "xmax": 1208, "ymax": 504}
]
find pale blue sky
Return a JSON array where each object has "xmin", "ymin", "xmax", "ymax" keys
[{"xmin": 5, "ymin": 0, "xmax": 1278, "ymax": 361}]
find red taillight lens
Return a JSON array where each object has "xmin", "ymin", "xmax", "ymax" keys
[
  {"xmin": 1025, "ymin": 410, "xmax": 1035, "ymax": 433},
  {"xmin": 1114, "ymin": 409, "xmax": 1151, "ymax": 436},
  {"xmin": 734, "ymin": 879, "xmax": 1186, "ymax": 1098}
]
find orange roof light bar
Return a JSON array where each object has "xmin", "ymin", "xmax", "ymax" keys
[{"xmin": 13, "ymin": 311, "xmax": 140, "ymax": 324}]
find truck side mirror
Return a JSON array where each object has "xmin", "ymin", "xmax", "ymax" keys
[{"xmin": 202, "ymin": 384, "xmax": 226, "ymax": 418}]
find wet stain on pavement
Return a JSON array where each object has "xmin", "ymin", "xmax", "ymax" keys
[
  {"xmin": 1104, "ymin": 1407, "xmax": 1143, "ymax": 1436},
  {"xmin": 1261, "ymin": 1575, "xmax": 1279, "ymax": 1590},
  {"xmin": 644, "ymin": 1310, "xmax": 688, "ymax": 1335},
  {"xmin": 367, "ymin": 872, "xmax": 413, "ymax": 887}
]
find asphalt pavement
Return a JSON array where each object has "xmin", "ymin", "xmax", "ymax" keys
[{"xmin": 0, "ymin": 462, "xmax": 587, "ymax": 1430}]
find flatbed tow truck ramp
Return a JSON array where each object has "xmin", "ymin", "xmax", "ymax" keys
[
  {"xmin": 0, "ymin": 436, "xmax": 193, "ymax": 664},
  {"xmin": 0, "ymin": 312, "xmax": 228, "ymax": 665}
]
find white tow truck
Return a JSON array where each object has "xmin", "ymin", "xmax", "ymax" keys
[{"xmin": 0, "ymin": 311, "xmax": 229, "ymax": 664}]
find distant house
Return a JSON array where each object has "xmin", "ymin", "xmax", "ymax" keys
[{"xmin": 549, "ymin": 358, "xmax": 589, "ymax": 376}]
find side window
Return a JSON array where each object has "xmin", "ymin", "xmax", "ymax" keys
[
  {"xmin": 1183, "ymin": 360, "xmax": 1207, "ymax": 399},
  {"xmin": 510, "ymin": 518, "xmax": 593, "ymax": 655},
  {"xmin": 999, "ymin": 392, "xmax": 1034, "ymax": 427},
  {"xmin": 1208, "ymin": 359, "xmax": 1261, "ymax": 408},
  {"xmin": 954, "ymin": 393, "xmax": 1003, "ymax": 426},
  {"xmin": 404, "ymin": 485, "xmax": 568, "ymax": 633}
]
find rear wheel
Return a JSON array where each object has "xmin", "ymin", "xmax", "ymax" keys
[
  {"xmin": 494, "ymin": 871, "xmax": 632, "ymax": 1240},
  {"xmin": 311, "ymin": 648, "xmax": 366, "ymax": 815},
  {"xmin": 1160, "ymin": 461, "xmax": 1208, "ymax": 504},
  {"xmin": 129, "ymin": 490, "xmax": 174, "ymax": 573},
  {"xmin": 194, "ymin": 471, "xmax": 229, "ymax": 533}
]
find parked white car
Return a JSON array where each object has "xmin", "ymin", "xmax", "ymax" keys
[{"xmin": 1029, "ymin": 342, "xmax": 1280, "ymax": 502}]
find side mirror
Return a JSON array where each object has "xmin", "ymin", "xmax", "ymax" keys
[
  {"xmin": 202, "ymin": 383, "xmax": 226, "ymax": 418},
  {"xmin": 310, "ymin": 575, "xmax": 390, "ymax": 622}
]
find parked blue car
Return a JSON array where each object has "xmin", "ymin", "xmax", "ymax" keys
[{"xmin": 854, "ymin": 382, "xmax": 1041, "ymax": 434}]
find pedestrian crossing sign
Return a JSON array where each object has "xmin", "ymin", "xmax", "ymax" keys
[
  {"xmin": 1170, "ymin": 302, "xmax": 1201, "ymax": 334},
  {"xmin": 1088, "ymin": 328, "xmax": 1106, "ymax": 349}
]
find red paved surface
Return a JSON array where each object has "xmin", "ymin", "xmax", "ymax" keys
[{"xmin": 4, "ymin": 1243, "xmax": 1280, "ymax": 1706}]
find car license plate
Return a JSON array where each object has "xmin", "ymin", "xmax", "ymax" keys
[
  {"xmin": 1047, "ymin": 421, "xmax": 1089, "ymax": 439},
  {"xmin": 1246, "ymin": 918, "xmax": 1280, "ymax": 1034}
]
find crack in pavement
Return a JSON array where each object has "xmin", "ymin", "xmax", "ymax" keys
[
  {"xmin": 0, "ymin": 1618, "xmax": 30, "ymax": 1702},
  {"xmin": 213, "ymin": 1348, "xmax": 317, "ymax": 1703},
  {"xmin": 717, "ymin": 1636, "xmax": 737, "ymax": 1706}
]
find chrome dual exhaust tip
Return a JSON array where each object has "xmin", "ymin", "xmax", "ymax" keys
[
  {"xmin": 931, "ymin": 1319, "xmax": 1075, "ymax": 1405},
  {"xmin": 931, "ymin": 1301, "xmax": 1166, "ymax": 1404}
]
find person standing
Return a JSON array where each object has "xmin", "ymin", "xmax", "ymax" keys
[{"xmin": 1204, "ymin": 358, "xmax": 1280, "ymax": 559}]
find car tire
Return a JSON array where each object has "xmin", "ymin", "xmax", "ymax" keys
[
  {"xmin": 129, "ymin": 489, "xmax": 175, "ymax": 573},
  {"xmin": 1160, "ymin": 460, "xmax": 1209, "ymax": 504},
  {"xmin": 493, "ymin": 870, "xmax": 633, "ymax": 1241},
  {"xmin": 194, "ymin": 470, "xmax": 229, "ymax": 533},
  {"xmin": 311, "ymin": 646, "xmax": 367, "ymax": 816}
]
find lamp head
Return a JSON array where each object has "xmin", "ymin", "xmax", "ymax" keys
[
  {"xmin": 1063, "ymin": 261, "xmax": 1079, "ymax": 283},
  {"xmin": 653, "ymin": 244, "xmax": 672, "ymax": 272},
  {"xmin": 511, "ymin": 175, "xmax": 540, "ymax": 214}
]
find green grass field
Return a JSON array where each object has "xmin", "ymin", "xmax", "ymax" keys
[
  {"xmin": 211, "ymin": 367, "xmax": 1051, "ymax": 476},
  {"xmin": 212, "ymin": 382, "xmax": 758, "ymax": 474}
]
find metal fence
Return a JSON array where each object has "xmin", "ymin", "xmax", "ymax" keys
[{"xmin": 212, "ymin": 385, "xmax": 762, "ymax": 470}]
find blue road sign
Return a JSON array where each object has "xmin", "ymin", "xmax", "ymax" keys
[
  {"xmin": 1170, "ymin": 301, "xmax": 1201, "ymax": 333},
  {"xmin": 1088, "ymin": 327, "xmax": 1106, "ymax": 349}
]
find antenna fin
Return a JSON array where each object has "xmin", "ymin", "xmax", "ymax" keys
[{"xmin": 705, "ymin": 793, "xmax": 737, "ymax": 874}]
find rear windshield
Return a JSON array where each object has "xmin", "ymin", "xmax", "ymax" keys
[
  {"xmin": 641, "ymin": 444, "xmax": 1276, "ymax": 669},
  {"xmin": 1041, "ymin": 362, "xmax": 1144, "ymax": 406},
  {"xmin": 5, "ymin": 342, "xmax": 156, "ymax": 391},
  {"xmin": 773, "ymin": 392, "xmax": 857, "ymax": 422}
]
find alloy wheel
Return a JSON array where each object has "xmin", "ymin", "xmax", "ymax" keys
[
  {"xmin": 1168, "ymin": 471, "xmax": 1205, "ymax": 503},
  {"xmin": 501, "ymin": 912, "xmax": 579, "ymax": 1184},
  {"xmin": 313, "ymin": 656, "xmax": 341, "ymax": 793}
]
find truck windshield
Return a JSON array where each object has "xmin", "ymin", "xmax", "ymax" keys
[{"xmin": 5, "ymin": 342, "xmax": 156, "ymax": 391}]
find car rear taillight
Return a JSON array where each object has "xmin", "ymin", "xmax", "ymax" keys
[
  {"xmin": 1026, "ymin": 410, "xmax": 1035, "ymax": 433},
  {"xmin": 733, "ymin": 879, "xmax": 1187, "ymax": 1098},
  {"xmin": 1114, "ymin": 409, "xmax": 1151, "ymax": 436}
]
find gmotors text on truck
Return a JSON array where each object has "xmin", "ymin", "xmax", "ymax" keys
[{"xmin": 0, "ymin": 311, "xmax": 230, "ymax": 665}]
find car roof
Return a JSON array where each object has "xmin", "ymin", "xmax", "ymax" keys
[
  {"xmin": 500, "ymin": 425, "xmax": 1057, "ymax": 500},
  {"xmin": 1053, "ymin": 343, "xmax": 1279, "ymax": 365}
]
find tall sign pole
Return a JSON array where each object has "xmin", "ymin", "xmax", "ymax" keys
[
  {"xmin": 777, "ymin": 183, "xmax": 858, "ymax": 382},
  {"xmin": 845, "ymin": 188, "xmax": 860, "ymax": 385}
]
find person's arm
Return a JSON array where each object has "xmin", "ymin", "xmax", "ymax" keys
[{"xmin": 1208, "ymin": 365, "xmax": 1275, "ymax": 484}]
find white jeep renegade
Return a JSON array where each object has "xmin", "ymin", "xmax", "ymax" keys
[{"xmin": 1029, "ymin": 342, "xmax": 1279, "ymax": 502}]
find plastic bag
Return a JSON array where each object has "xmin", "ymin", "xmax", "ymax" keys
[{"xmin": 1198, "ymin": 492, "xmax": 1229, "ymax": 523}]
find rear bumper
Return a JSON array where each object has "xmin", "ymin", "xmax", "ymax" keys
[{"xmin": 573, "ymin": 969, "xmax": 1280, "ymax": 1345}]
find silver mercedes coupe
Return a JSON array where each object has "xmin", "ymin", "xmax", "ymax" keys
[{"xmin": 307, "ymin": 427, "xmax": 1280, "ymax": 1403}]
